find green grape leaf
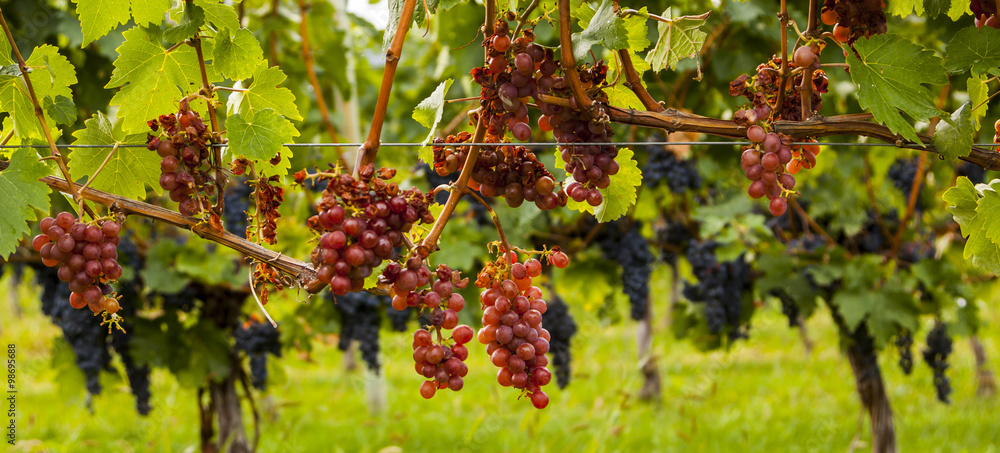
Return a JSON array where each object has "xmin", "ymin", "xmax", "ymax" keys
[
  {"xmin": 623, "ymin": 8, "xmax": 651, "ymax": 52},
  {"xmin": 412, "ymin": 78, "xmax": 454, "ymax": 162},
  {"xmin": 227, "ymin": 61, "xmax": 302, "ymax": 120},
  {"xmin": 194, "ymin": 0, "xmax": 241, "ymax": 32},
  {"xmin": 74, "ymin": 0, "xmax": 132, "ymax": 45},
  {"xmin": 865, "ymin": 288, "xmax": 920, "ymax": 345},
  {"xmin": 924, "ymin": 0, "xmax": 950, "ymax": 18},
  {"xmin": 573, "ymin": 0, "xmax": 596, "ymax": 28},
  {"xmin": 131, "ymin": 0, "xmax": 172, "ymax": 26},
  {"xmin": 164, "ymin": 2, "xmax": 206, "ymax": 43},
  {"xmin": 227, "ymin": 109, "xmax": 299, "ymax": 177},
  {"xmin": 213, "ymin": 28, "xmax": 264, "ymax": 81},
  {"xmin": 932, "ymin": 103, "xmax": 975, "ymax": 160},
  {"xmin": 106, "ymin": 27, "xmax": 204, "ymax": 133},
  {"xmin": 0, "ymin": 30, "xmax": 10, "ymax": 65},
  {"xmin": 944, "ymin": 176, "xmax": 981, "ymax": 234},
  {"xmin": 28, "ymin": 46, "xmax": 78, "ymax": 101},
  {"xmin": 0, "ymin": 79, "xmax": 37, "ymax": 138},
  {"xmin": 605, "ymin": 85, "xmax": 645, "ymax": 110},
  {"xmin": 966, "ymin": 182, "xmax": 1000, "ymax": 273},
  {"xmin": 572, "ymin": 0, "xmax": 630, "ymax": 60},
  {"xmin": 945, "ymin": 26, "xmax": 1000, "ymax": 75},
  {"xmin": 645, "ymin": 9, "xmax": 710, "ymax": 73},
  {"xmin": 845, "ymin": 34, "xmax": 947, "ymax": 145},
  {"xmin": 43, "ymin": 95, "xmax": 77, "ymax": 125},
  {"xmin": 978, "ymin": 181, "xmax": 1000, "ymax": 244},
  {"xmin": 0, "ymin": 45, "xmax": 77, "ymax": 139},
  {"xmin": 886, "ymin": 0, "xmax": 924, "ymax": 16},
  {"xmin": 69, "ymin": 112, "xmax": 160, "ymax": 199},
  {"xmin": 947, "ymin": 0, "xmax": 969, "ymax": 20},
  {"xmin": 968, "ymin": 73, "xmax": 990, "ymax": 129},
  {"xmin": 0, "ymin": 148, "xmax": 52, "ymax": 258},
  {"xmin": 944, "ymin": 178, "xmax": 1000, "ymax": 274}
]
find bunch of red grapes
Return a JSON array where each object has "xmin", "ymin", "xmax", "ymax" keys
[
  {"xmin": 432, "ymin": 132, "xmax": 565, "ymax": 209},
  {"xmin": 31, "ymin": 211, "xmax": 123, "ymax": 315},
  {"xmin": 474, "ymin": 249, "xmax": 569, "ymax": 409},
  {"xmin": 541, "ymin": 61, "xmax": 620, "ymax": 208},
  {"xmin": 302, "ymin": 166, "xmax": 434, "ymax": 296},
  {"xmin": 741, "ymin": 126, "xmax": 822, "ymax": 216},
  {"xmin": 821, "ymin": 0, "xmax": 887, "ymax": 44},
  {"xmin": 382, "ymin": 261, "xmax": 474, "ymax": 397},
  {"xmin": 146, "ymin": 99, "xmax": 217, "ymax": 217}
]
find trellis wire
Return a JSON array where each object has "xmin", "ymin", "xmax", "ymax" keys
[{"xmin": 2, "ymin": 142, "xmax": 999, "ymax": 149}]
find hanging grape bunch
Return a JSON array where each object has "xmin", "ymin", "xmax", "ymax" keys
[
  {"xmin": 432, "ymin": 133, "xmax": 564, "ymax": 209},
  {"xmin": 539, "ymin": 61, "xmax": 620, "ymax": 208},
  {"xmin": 730, "ymin": 43, "xmax": 828, "ymax": 216},
  {"xmin": 146, "ymin": 99, "xmax": 218, "ymax": 218},
  {"xmin": 740, "ymin": 127, "xmax": 824, "ymax": 216},
  {"xmin": 380, "ymin": 260, "xmax": 473, "ymax": 397},
  {"xmin": 31, "ymin": 212, "xmax": 125, "ymax": 323},
  {"xmin": 821, "ymin": 0, "xmax": 888, "ymax": 44},
  {"xmin": 474, "ymin": 247, "xmax": 569, "ymax": 409},
  {"xmin": 298, "ymin": 165, "xmax": 434, "ymax": 295}
]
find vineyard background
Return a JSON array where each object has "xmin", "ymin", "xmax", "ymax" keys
[{"xmin": 2, "ymin": 0, "xmax": 1000, "ymax": 451}]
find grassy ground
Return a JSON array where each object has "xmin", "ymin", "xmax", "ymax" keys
[{"xmin": 2, "ymin": 272, "xmax": 999, "ymax": 453}]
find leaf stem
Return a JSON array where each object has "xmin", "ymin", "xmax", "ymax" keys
[
  {"xmin": 353, "ymin": 0, "xmax": 418, "ymax": 176},
  {"xmin": 465, "ymin": 188, "xmax": 511, "ymax": 257},
  {"xmin": 0, "ymin": 6, "xmax": 93, "ymax": 218},
  {"xmin": 788, "ymin": 197, "xmax": 836, "ymax": 246},
  {"xmin": 75, "ymin": 142, "xmax": 119, "ymax": 211}
]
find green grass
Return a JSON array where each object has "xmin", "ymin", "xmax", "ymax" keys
[{"xmin": 2, "ymin": 273, "xmax": 999, "ymax": 453}]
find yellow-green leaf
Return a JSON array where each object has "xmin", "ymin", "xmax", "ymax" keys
[{"xmin": 69, "ymin": 112, "xmax": 160, "ymax": 199}]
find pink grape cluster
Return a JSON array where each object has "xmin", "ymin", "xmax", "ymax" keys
[
  {"xmin": 306, "ymin": 169, "xmax": 434, "ymax": 295},
  {"xmin": 475, "ymin": 252, "xmax": 568, "ymax": 409},
  {"xmin": 741, "ymin": 126, "xmax": 821, "ymax": 216},
  {"xmin": 32, "ymin": 212, "xmax": 123, "ymax": 314},
  {"xmin": 383, "ymin": 261, "xmax": 474, "ymax": 398}
]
